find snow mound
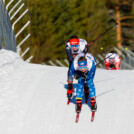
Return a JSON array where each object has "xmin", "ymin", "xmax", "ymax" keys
[{"xmin": 0, "ymin": 49, "xmax": 22, "ymax": 68}]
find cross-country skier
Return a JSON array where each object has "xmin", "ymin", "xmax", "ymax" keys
[
  {"xmin": 105, "ymin": 51, "xmax": 121, "ymax": 70},
  {"xmin": 65, "ymin": 35, "xmax": 88, "ymax": 66},
  {"xmin": 65, "ymin": 36, "xmax": 89, "ymax": 101},
  {"xmin": 67, "ymin": 52, "xmax": 97, "ymax": 113}
]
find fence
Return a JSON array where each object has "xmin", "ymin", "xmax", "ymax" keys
[
  {"xmin": 1, "ymin": 0, "xmax": 33, "ymax": 62},
  {"xmin": 42, "ymin": 47, "xmax": 134, "ymax": 70},
  {"xmin": 0, "ymin": 0, "xmax": 16, "ymax": 51},
  {"xmin": 1, "ymin": 0, "xmax": 134, "ymax": 67}
]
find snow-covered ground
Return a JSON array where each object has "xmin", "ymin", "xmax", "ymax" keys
[{"xmin": 0, "ymin": 49, "xmax": 134, "ymax": 134}]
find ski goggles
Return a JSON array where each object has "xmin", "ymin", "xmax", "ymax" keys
[
  {"xmin": 78, "ymin": 60, "xmax": 87, "ymax": 69},
  {"xmin": 109, "ymin": 58, "xmax": 115, "ymax": 64},
  {"xmin": 71, "ymin": 44, "xmax": 79, "ymax": 48}
]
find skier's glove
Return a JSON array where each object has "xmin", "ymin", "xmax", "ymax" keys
[
  {"xmin": 74, "ymin": 73, "xmax": 80, "ymax": 80},
  {"xmin": 81, "ymin": 72, "xmax": 87, "ymax": 79}
]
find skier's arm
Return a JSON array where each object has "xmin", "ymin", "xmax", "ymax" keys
[
  {"xmin": 86, "ymin": 62, "xmax": 96, "ymax": 80},
  {"xmin": 115, "ymin": 62, "xmax": 121, "ymax": 70},
  {"xmin": 65, "ymin": 44, "xmax": 73, "ymax": 66},
  {"xmin": 114, "ymin": 57, "xmax": 121, "ymax": 70},
  {"xmin": 82, "ymin": 47, "xmax": 88, "ymax": 54},
  {"xmin": 68, "ymin": 62, "xmax": 75, "ymax": 82},
  {"xmin": 82, "ymin": 42, "xmax": 88, "ymax": 53},
  {"xmin": 105, "ymin": 60, "xmax": 110, "ymax": 70}
]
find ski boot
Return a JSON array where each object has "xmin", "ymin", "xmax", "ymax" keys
[
  {"xmin": 90, "ymin": 97, "xmax": 97, "ymax": 112},
  {"xmin": 84, "ymin": 83, "xmax": 89, "ymax": 103},
  {"xmin": 75, "ymin": 99, "xmax": 82, "ymax": 113},
  {"xmin": 67, "ymin": 83, "xmax": 73, "ymax": 104}
]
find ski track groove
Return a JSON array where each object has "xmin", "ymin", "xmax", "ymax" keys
[{"xmin": 0, "ymin": 50, "xmax": 134, "ymax": 134}]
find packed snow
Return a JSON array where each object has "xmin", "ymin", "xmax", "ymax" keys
[{"xmin": 0, "ymin": 49, "xmax": 134, "ymax": 134}]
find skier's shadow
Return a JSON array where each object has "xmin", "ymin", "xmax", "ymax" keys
[{"xmin": 64, "ymin": 84, "xmax": 91, "ymax": 109}]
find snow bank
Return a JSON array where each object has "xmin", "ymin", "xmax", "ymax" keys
[
  {"xmin": 0, "ymin": 49, "xmax": 22, "ymax": 68},
  {"xmin": 0, "ymin": 49, "xmax": 134, "ymax": 134}
]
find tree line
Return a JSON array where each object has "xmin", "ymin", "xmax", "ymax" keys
[{"xmin": 7, "ymin": 0, "xmax": 134, "ymax": 64}]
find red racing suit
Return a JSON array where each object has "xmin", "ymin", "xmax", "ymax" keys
[{"xmin": 105, "ymin": 53, "xmax": 121, "ymax": 70}]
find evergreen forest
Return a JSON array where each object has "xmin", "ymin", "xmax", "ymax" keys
[{"xmin": 6, "ymin": 0, "xmax": 134, "ymax": 64}]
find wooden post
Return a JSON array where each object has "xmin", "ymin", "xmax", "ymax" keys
[{"xmin": 115, "ymin": 5, "xmax": 122, "ymax": 51}]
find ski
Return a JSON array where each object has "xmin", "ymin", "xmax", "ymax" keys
[
  {"xmin": 91, "ymin": 111, "xmax": 95, "ymax": 122},
  {"xmin": 67, "ymin": 99, "xmax": 70, "ymax": 105},
  {"xmin": 75, "ymin": 112, "xmax": 80, "ymax": 123}
]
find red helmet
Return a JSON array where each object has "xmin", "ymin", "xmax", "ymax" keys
[{"xmin": 70, "ymin": 39, "xmax": 79, "ymax": 45}]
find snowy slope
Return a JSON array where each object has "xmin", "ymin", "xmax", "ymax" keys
[{"xmin": 0, "ymin": 49, "xmax": 134, "ymax": 134}]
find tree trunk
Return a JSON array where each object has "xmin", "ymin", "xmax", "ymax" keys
[{"xmin": 115, "ymin": 5, "xmax": 122, "ymax": 52}]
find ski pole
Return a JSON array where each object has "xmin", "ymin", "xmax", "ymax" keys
[
  {"xmin": 62, "ymin": 23, "xmax": 118, "ymax": 46},
  {"xmin": 87, "ymin": 23, "xmax": 118, "ymax": 47},
  {"xmin": 119, "ymin": 48, "xmax": 127, "ymax": 58},
  {"xmin": 95, "ymin": 53, "xmax": 114, "ymax": 66}
]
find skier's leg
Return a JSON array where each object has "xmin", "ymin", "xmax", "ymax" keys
[
  {"xmin": 67, "ymin": 82, "xmax": 73, "ymax": 100},
  {"xmin": 90, "ymin": 97, "xmax": 97, "ymax": 112},
  {"xmin": 87, "ymin": 77, "xmax": 97, "ymax": 111},
  {"xmin": 75, "ymin": 99, "xmax": 82, "ymax": 113},
  {"xmin": 67, "ymin": 62, "xmax": 74, "ymax": 100},
  {"xmin": 75, "ymin": 79, "xmax": 84, "ymax": 113},
  {"xmin": 67, "ymin": 70, "xmax": 81, "ymax": 100},
  {"xmin": 84, "ymin": 82, "xmax": 89, "ymax": 102}
]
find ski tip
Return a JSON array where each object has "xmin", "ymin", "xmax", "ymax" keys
[
  {"xmin": 67, "ymin": 100, "xmax": 70, "ymax": 105},
  {"xmin": 91, "ymin": 112, "xmax": 95, "ymax": 122},
  {"xmin": 75, "ymin": 118, "xmax": 78, "ymax": 123},
  {"xmin": 76, "ymin": 120, "xmax": 78, "ymax": 123},
  {"xmin": 91, "ymin": 117, "xmax": 94, "ymax": 122},
  {"xmin": 75, "ymin": 114, "xmax": 79, "ymax": 123},
  {"xmin": 91, "ymin": 116, "xmax": 94, "ymax": 122}
]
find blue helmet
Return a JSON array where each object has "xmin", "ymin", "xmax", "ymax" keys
[{"xmin": 78, "ymin": 60, "xmax": 87, "ymax": 69}]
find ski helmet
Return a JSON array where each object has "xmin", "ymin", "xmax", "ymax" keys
[
  {"xmin": 78, "ymin": 59, "xmax": 87, "ymax": 69},
  {"xmin": 109, "ymin": 54, "xmax": 115, "ymax": 59},
  {"xmin": 70, "ymin": 39, "xmax": 79, "ymax": 45}
]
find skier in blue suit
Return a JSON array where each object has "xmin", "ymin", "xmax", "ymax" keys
[{"xmin": 67, "ymin": 53, "xmax": 97, "ymax": 113}]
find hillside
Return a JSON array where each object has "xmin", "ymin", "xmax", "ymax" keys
[{"xmin": 0, "ymin": 49, "xmax": 134, "ymax": 134}]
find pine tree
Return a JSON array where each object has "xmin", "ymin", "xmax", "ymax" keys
[
  {"xmin": 17, "ymin": 0, "xmax": 134, "ymax": 63},
  {"xmin": 105, "ymin": 0, "xmax": 134, "ymax": 50}
]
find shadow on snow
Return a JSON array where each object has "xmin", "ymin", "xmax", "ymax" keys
[
  {"xmin": 64, "ymin": 83, "xmax": 116, "ymax": 110},
  {"xmin": 64, "ymin": 83, "xmax": 92, "ymax": 110}
]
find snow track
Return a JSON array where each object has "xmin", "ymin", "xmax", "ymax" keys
[{"xmin": 0, "ymin": 49, "xmax": 133, "ymax": 134}]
